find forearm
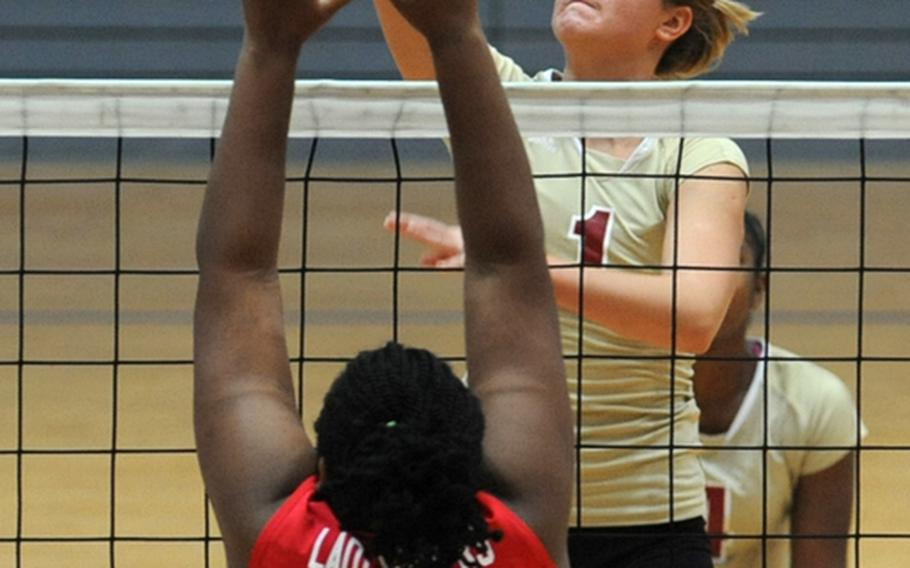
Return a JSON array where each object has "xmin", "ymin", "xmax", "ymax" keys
[
  {"xmin": 373, "ymin": 0, "xmax": 435, "ymax": 79},
  {"xmin": 550, "ymin": 260, "xmax": 735, "ymax": 353},
  {"xmin": 790, "ymin": 455, "xmax": 855, "ymax": 568},
  {"xmin": 430, "ymin": 29, "xmax": 544, "ymax": 267},
  {"xmin": 791, "ymin": 541, "xmax": 847, "ymax": 568},
  {"xmin": 197, "ymin": 41, "xmax": 299, "ymax": 274}
]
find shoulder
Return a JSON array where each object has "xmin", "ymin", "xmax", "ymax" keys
[
  {"xmin": 765, "ymin": 343, "xmax": 855, "ymax": 412},
  {"xmin": 250, "ymin": 476, "xmax": 328, "ymax": 567},
  {"xmin": 477, "ymin": 492, "xmax": 561, "ymax": 567},
  {"xmin": 489, "ymin": 45, "xmax": 533, "ymax": 82},
  {"xmin": 763, "ymin": 342, "xmax": 863, "ymax": 474},
  {"xmin": 658, "ymin": 137, "xmax": 750, "ymax": 178},
  {"xmin": 488, "ymin": 44, "xmax": 560, "ymax": 85},
  {"xmin": 765, "ymin": 343, "xmax": 865, "ymax": 477}
]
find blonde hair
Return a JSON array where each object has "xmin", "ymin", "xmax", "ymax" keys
[{"xmin": 657, "ymin": 0, "xmax": 761, "ymax": 79}]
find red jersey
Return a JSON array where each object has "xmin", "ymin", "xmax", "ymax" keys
[{"xmin": 251, "ymin": 476, "xmax": 557, "ymax": 568}]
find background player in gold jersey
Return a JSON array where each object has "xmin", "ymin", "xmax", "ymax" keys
[
  {"xmin": 694, "ymin": 212, "xmax": 864, "ymax": 568},
  {"xmin": 375, "ymin": 1, "xmax": 759, "ymax": 566}
]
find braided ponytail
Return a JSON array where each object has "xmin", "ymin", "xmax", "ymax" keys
[{"xmin": 314, "ymin": 343, "xmax": 499, "ymax": 567}]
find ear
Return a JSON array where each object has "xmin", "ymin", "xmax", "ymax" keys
[{"xmin": 655, "ymin": 5, "xmax": 694, "ymax": 44}]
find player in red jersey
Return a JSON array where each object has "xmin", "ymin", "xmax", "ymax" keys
[{"xmin": 192, "ymin": 0, "xmax": 572, "ymax": 566}]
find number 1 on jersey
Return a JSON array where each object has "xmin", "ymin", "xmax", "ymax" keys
[
  {"xmin": 705, "ymin": 485, "xmax": 729, "ymax": 562},
  {"xmin": 569, "ymin": 206, "xmax": 614, "ymax": 265}
]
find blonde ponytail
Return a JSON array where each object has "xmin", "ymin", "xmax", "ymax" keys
[{"xmin": 657, "ymin": 0, "xmax": 761, "ymax": 79}]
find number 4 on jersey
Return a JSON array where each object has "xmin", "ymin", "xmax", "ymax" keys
[{"xmin": 569, "ymin": 206, "xmax": 614, "ymax": 265}]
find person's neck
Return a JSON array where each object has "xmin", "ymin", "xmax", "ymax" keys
[
  {"xmin": 693, "ymin": 333, "xmax": 759, "ymax": 435},
  {"xmin": 562, "ymin": 61, "xmax": 655, "ymax": 82},
  {"xmin": 561, "ymin": 44, "xmax": 660, "ymax": 82},
  {"xmin": 585, "ymin": 137, "xmax": 645, "ymax": 161},
  {"xmin": 560, "ymin": 50, "xmax": 657, "ymax": 159}
]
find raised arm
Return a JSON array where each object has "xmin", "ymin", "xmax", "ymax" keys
[
  {"xmin": 373, "ymin": 0, "xmax": 436, "ymax": 79},
  {"xmin": 387, "ymin": 0, "xmax": 572, "ymax": 563},
  {"xmin": 193, "ymin": 0, "xmax": 348, "ymax": 565}
]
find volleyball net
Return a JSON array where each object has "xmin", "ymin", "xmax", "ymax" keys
[{"xmin": 2, "ymin": 79, "xmax": 910, "ymax": 567}]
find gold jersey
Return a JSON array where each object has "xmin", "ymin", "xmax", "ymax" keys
[
  {"xmin": 700, "ymin": 341, "xmax": 865, "ymax": 567},
  {"xmin": 490, "ymin": 47, "xmax": 749, "ymax": 526}
]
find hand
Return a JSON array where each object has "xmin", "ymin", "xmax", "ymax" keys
[
  {"xmin": 387, "ymin": 0, "xmax": 481, "ymax": 45},
  {"xmin": 242, "ymin": 0, "xmax": 352, "ymax": 55},
  {"xmin": 384, "ymin": 211, "xmax": 465, "ymax": 268}
]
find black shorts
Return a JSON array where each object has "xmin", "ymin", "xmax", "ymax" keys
[{"xmin": 569, "ymin": 517, "xmax": 713, "ymax": 568}]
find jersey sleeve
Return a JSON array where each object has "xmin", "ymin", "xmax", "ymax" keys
[
  {"xmin": 657, "ymin": 138, "xmax": 750, "ymax": 209},
  {"xmin": 678, "ymin": 137, "xmax": 750, "ymax": 179},
  {"xmin": 489, "ymin": 45, "xmax": 533, "ymax": 82},
  {"xmin": 798, "ymin": 367, "xmax": 866, "ymax": 476}
]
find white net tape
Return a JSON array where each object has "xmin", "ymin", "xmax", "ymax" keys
[{"xmin": 2, "ymin": 79, "xmax": 910, "ymax": 140}]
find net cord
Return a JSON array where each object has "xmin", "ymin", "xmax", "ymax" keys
[{"xmin": 3, "ymin": 79, "xmax": 910, "ymax": 139}]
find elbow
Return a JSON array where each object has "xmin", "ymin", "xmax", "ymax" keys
[
  {"xmin": 675, "ymin": 324, "xmax": 717, "ymax": 355},
  {"xmin": 671, "ymin": 275, "xmax": 736, "ymax": 354},
  {"xmin": 673, "ymin": 307, "xmax": 725, "ymax": 354},
  {"xmin": 196, "ymin": 237, "xmax": 278, "ymax": 277}
]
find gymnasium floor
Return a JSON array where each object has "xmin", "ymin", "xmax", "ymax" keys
[{"xmin": 1, "ymin": 139, "xmax": 908, "ymax": 566}]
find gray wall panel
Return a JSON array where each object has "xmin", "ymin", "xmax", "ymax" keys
[{"xmin": 2, "ymin": 1, "xmax": 909, "ymax": 80}]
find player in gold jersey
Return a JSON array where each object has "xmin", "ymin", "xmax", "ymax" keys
[
  {"xmin": 695, "ymin": 212, "xmax": 864, "ymax": 568},
  {"xmin": 375, "ymin": 1, "xmax": 760, "ymax": 566}
]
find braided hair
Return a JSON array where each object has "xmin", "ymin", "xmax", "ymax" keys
[{"xmin": 314, "ymin": 342, "xmax": 499, "ymax": 567}]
